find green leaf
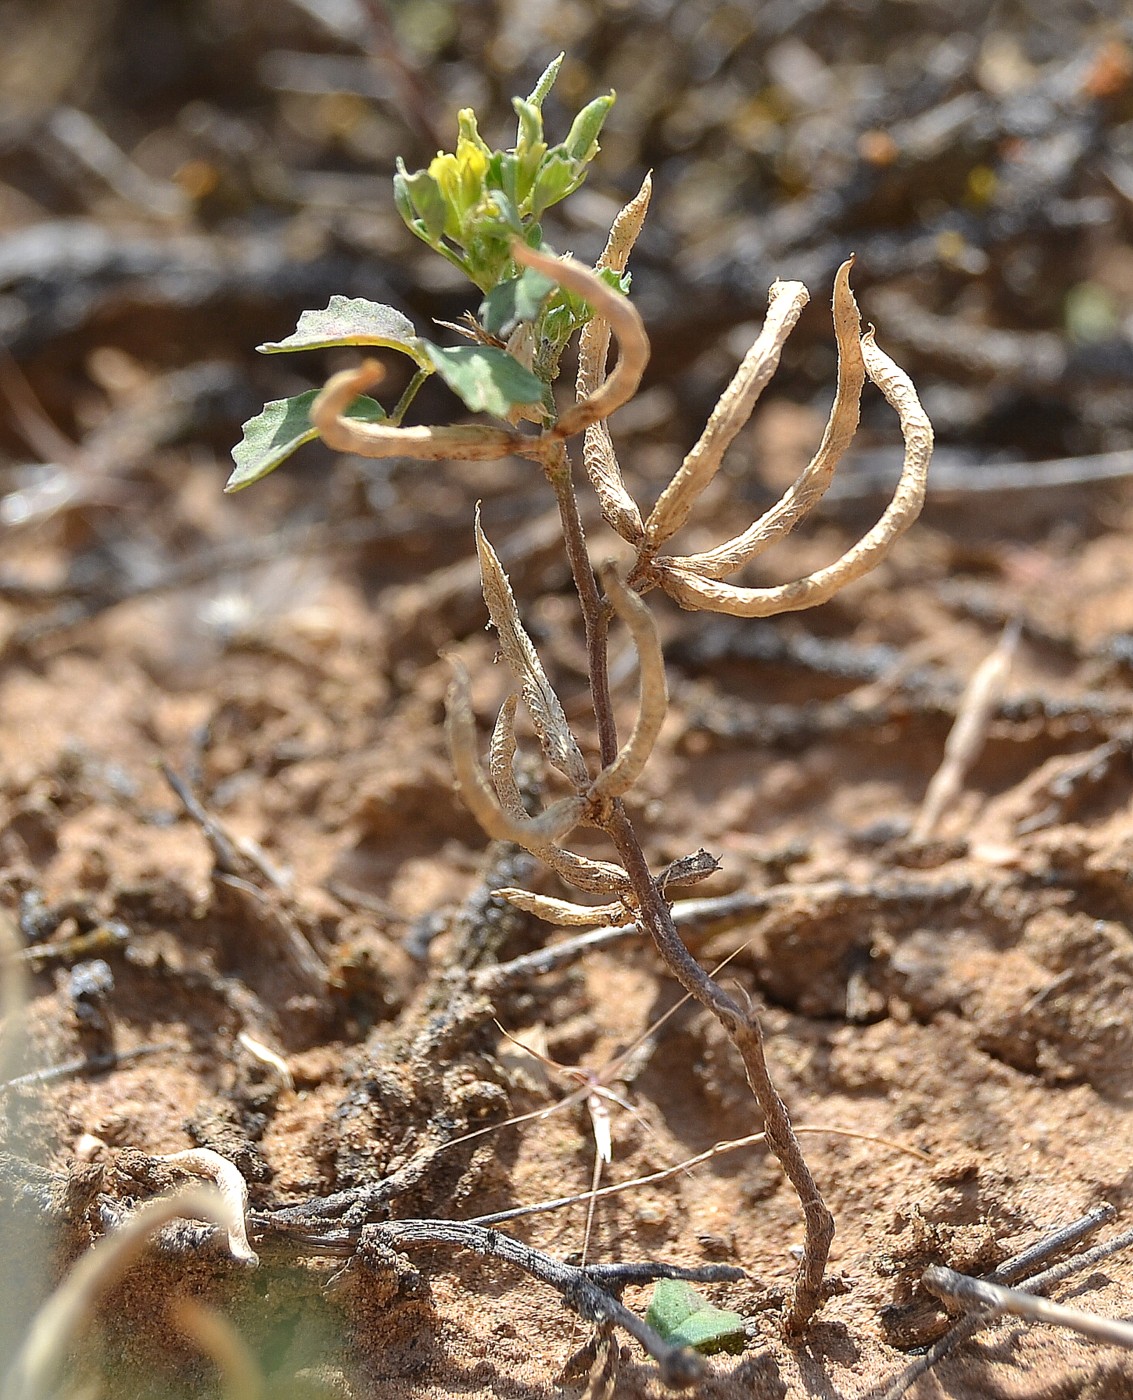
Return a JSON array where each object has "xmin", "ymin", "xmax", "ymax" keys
[
  {"xmin": 226, "ymin": 390, "xmax": 385, "ymax": 492},
  {"xmin": 529, "ymin": 152, "xmax": 580, "ymax": 217},
  {"xmin": 258, "ymin": 297, "xmax": 425, "ymax": 361},
  {"xmin": 395, "ymin": 160, "xmax": 448, "ymax": 244},
  {"xmin": 644, "ymin": 1280, "xmax": 746, "ymax": 1356},
  {"xmin": 423, "ymin": 343, "xmax": 545, "ymax": 417},
  {"xmin": 480, "ymin": 267, "xmax": 555, "ymax": 338}
]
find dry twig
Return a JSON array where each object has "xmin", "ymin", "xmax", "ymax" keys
[
  {"xmin": 872, "ymin": 1204, "xmax": 1125, "ymax": 1400},
  {"xmin": 913, "ymin": 620, "xmax": 1020, "ymax": 840},
  {"xmin": 923, "ymin": 1264, "xmax": 1133, "ymax": 1349}
]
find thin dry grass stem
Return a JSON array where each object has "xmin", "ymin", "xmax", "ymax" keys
[
  {"xmin": 913, "ymin": 620, "xmax": 1020, "ymax": 841},
  {"xmin": 3, "ymin": 1185, "xmax": 243, "ymax": 1400},
  {"xmin": 169, "ymin": 1300, "xmax": 265, "ymax": 1400},
  {"xmin": 654, "ymin": 328, "xmax": 933, "ymax": 616},
  {"xmin": 443, "ymin": 945, "xmax": 740, "ymax": 1159},
  {"xmin": 643, "ymin": 279, "xmax": 810, "ymax": 550},
  {"xmin": 235, "ymin": 1031, "xmax": 293, "ymax": 1093},
  {"xmin": 922, "ymin": 1265, "xmax": 1133, "ymax": 1350},
  {"xmin": 152, "ymin": 1149, "xmax": 259, "ymax": 1265},
  {"xmin": 468, "ymin": 1123, "xmax": 930, "ymax": 1229},
  {"xmin": 493, "ymin": 888, "xmax": 628, "ymax": 926},
  {"xmin": 666, "ymin": 258, "xmax": 866, "ymax": 580},
  {"xmin": 454, "ymin": 942, "xmax": 757, "ymax": 1239},
  {"xmin": 511, "ymin": 242, "xmax": 649, "ymax": 440},
  {"xmin": 588, "ymin": 565, "xmax": 668, "ymax": 803},
  {"xmin": 312, "ymin": 360, "xmax": 531, "ymax": 461},
  {"xmin": 581, "ymin": 1095, "xmax": 611, "ymax": 1267},
  {"xmin": 476, "ymin": 507, "xmax": 590, "ymax": 788},
  {"xmin": 576, "ymin": 174, "xmax": 652, "ymax": 545},
  {"xmin": 0, "ymin": 910, "xmax": 27, "ymax": 1084},
  {"xmin": 444, "ymin": 657, "xmax": 586, "ymax": 846}
]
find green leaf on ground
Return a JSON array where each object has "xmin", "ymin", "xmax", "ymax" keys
[
  {"xmin": 644, "ymin": 1280, "xmax": 746, "ymax": 1356},
  {"xmin": 423, "ymin": 343, "xmax": 545, "ymax": 417},
  {"xmin": 226, "ymin": 390, "xmax": 385, "ymax": 491},
  {"xmin": 257, "ymin": 297, "xmax": 425, "ymax": 362}
]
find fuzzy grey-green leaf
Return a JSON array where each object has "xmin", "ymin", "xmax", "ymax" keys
[
  {"xmin": 644, "ymin": 1279, "xmax": 746, "ymax": 1356},
  {"xmin": 424, "ymin": 343, "xmax": 545, "ymax": 418},
  {"xmin": 257, "ymin": 297, "xmax": 424, "ymax": 361},
  {"xmin": 226, "ymin": 390, "xmax": 385, "ymax": 491},
  {"xmin": 480, "ymin": 268, "xmax": 555, "ymax": 339}
]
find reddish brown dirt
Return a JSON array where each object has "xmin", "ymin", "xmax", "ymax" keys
[{"xmin": 3, "ymin": 393, "xmax": 1133, "ymax": 1400}]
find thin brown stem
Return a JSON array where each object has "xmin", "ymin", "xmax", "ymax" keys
[
  {"xmin": 543, "ymin": 441, "xmax": 619, "ymax": 769},
  {"xmin": 605, "ymin": 804, "xmax": 833, "ymax": 1335}
]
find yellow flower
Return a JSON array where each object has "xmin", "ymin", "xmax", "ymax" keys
[{"xmin": 428, "ymin": 131, "xmax": 490, "ymax": 242}]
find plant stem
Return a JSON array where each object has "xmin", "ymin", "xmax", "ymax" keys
[
  {"xmin": 545, "ymin": 442, "xmax": 834, "ymax": 1336},
  {"xmin": 543, "ymin": 440, "xmax": 618, "ymax": 768},
  {"xmin": 607, "ymin": 806, "xmax": 833, "ymax": 1336}
]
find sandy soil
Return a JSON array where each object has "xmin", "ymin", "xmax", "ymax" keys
[{"xmin": 3, "ymin": 401, "xmax": 1133, "ymax": 1399}]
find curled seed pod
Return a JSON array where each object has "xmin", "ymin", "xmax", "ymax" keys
[
  {"xmin": 511, "ymin": 241, "xmax": 649, "ymax": 440},
  {"xmin": 152, "ymin": 1149, "xmax": 258, "ymax": 1266},
  {"xmin": 444, "ymin": 656, "xmax": 585, "ymax": 848},
  {"xmin": 489, "ymin": 692, "xmax": 527, "ymax": 820},
  {"xmin": 643, "ymin": 279, "xmax": 810, "ymax": 549},
  {"xmin": 493, "ymin": 888, "xmax": 629, "ymax": 926},
  {"xmin": 576, "ymin": 174, "xmax": 653, "ymax": 545},
  {"xmin": 665, "ymin": 259, "xmax": 866, "ymax": 580},
  {"xmin": 655, "ymin": 328, "xmax": 932, "ymax": 617},
  {"xmin": 476, "ymin": 509, "xmax": 590, "ymax": 790},
  {"xmin": 539, "ymin": 846, "xmax": 635, "ymax": 896},
  {"xmin": 588, "ymin": 567, "xmax": 668, "ymax": 802},
  {"xmin": 313, "ymin": 360, "xmax": 530, "ymax": 462},
  {"xmin": 658, "ymin": 849, "xmax": 721, "ymax": 891}
]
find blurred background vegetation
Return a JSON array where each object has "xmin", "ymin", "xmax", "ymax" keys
[{"xmin": 1, "ymin": 0, "xmax": 1132, "ymax": 473}]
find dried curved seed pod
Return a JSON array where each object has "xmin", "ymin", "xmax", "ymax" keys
[
  {"xmin": 8, "ymin": 1185, "xmax": 249, "ymax": 1400},
  {"xmin": 595, "ymin": 172, "xmax": 653, "ymax": 277},
  {"xmin": 665, "ymin": 259, "xmax": 865, "ymax": 580},
  {"xmin": 476, "ymin": 509, "xmax": 590, "ymax": 790},
  {"xmin": 489, "ymin": 692, "xmax": 527, "ymax": 820},
  {"xmin": 581, "ymin": 421, "xmax": 643, "ymax": 545},
  {"xmin": 313, "ymin": 360, "xmax": 532, "ymax": 462},
  {"xmin": 444, "ymin": 657, "xmax": 586, "ymax": 847},
  {"xmin": 654, "ymin": 329, "xmax": 932, "ymax": 616},
  {"xmin": 492, "ymin": 888, "xmax": 629, "ymax": 926},
  {"xmin": 589, "ymin": 567, "xmax": 668, "ymax": 802},
  {"xmin": 511, "ymin": 241, "xmax": 649, "ymax": 440},
  {"xmin": 576, "ymin": 174, "xmax": 652, "ymax": 544},
  {"xmin": 658, "ymin": 849, "xmax": 721, "ymax": 891},
  {"xmin": 153, "ymin": 1149, "xmax": 258, "ymax": 1266},
  {"xmin": 643, "ymin": 279, "xmax": 809, "ymax": 549},
  {"xmin": 539, "ymin": 845, "xmax": 635, "ymax": 896}
]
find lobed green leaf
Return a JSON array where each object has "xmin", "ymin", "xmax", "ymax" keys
[
  {"xmin": 257, "ymin": 297, "xmax": 426, "ymax": 363},
  {"xmin": 226, "ymin": 390, "xmax": 385, "ymax": 491}
]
